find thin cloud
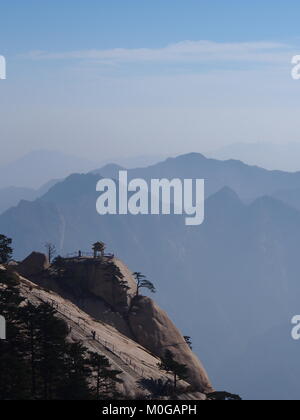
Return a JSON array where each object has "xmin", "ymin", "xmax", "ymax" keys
[{"xmin": 22, "ymin": 40, "xmax": 293, "ymax": 65}]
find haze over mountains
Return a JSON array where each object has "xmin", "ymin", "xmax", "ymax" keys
[
  {"xmin": 0, "ymin": 151, "xmax": 166, "ymax": 213},
  {"xmin": 1, "ymin": 152, "xmax": 300, "ymax": 399},
  {"xmin": 0, "ymin": 150, "xmax": 97, "ymax": 189},
  {"xmin": 92, "ymin": 152, "xmax": 300, "ymax": 202},
  {"xmin": 0, "ymin": 179, "xmax": 59, "ymax": 215},
  {"xmin": 0, "ymin": 150, "xmax": 167, "ymax": 190},
  {"xmin": 210, "ymin": 142, "xmax": 300, "ymax": 172}
]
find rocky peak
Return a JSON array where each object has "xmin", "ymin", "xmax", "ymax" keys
[
  {"xmin": 17, "ymin": 251, "xmax": 49, "ymax": 277},
  {"xmin": 14, "ymin": 251, "xmax": 213, "ymax": 394}
]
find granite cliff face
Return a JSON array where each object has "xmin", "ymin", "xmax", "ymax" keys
[
  {"xmin": 15, "ymin": 252, "xmax": 213, "ymax": 395},
  {"xmin": 2, "ymin": 264, "xmax": 186, "ymax": 399},
  {"xmin": 129, "ymin": 295, "xmax": 212, "ymax": 392}
]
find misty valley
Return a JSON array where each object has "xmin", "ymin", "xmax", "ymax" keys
[
  {"xmin": 2, "ymin": 1, "xmax": 300, "ymax": 402},
  {"xmin": 2, "ymin": 152, "xmax": 300, "ymax": 400}
]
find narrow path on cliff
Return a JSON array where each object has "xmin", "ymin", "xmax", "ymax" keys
[{"xmin": 20, "ymin": 282, "xmax": 151, "ymax": 382}]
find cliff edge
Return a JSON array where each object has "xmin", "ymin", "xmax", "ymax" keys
[{"xmin": 15, "ymin": 251, "xmax": 213, "ymax": 395}]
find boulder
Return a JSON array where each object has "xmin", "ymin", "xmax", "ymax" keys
[
  {"xmin": 86, "ymin": 258, "xmax": 137, "ymax": 311},
  {"xmin": 17, "ymin": 252, "xmax": 49, "ymax": 277},
  {"xmin": 128, "ymin": 295, "xmax": 213, "ymax": 393}
]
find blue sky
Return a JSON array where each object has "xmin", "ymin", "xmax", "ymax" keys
[
  {"xmin": 1, "ymin": 0, "xmax": 300, "ymax": 53},
  {"xmin": 1, "ymin": 1, "xmax": 300, "ymax": 167}
]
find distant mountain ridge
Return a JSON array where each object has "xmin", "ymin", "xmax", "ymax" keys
[
  {"xmin": 88, "ymin": 152, "xmax": 300, "ymax": 201},
  {"xmin": 2, "ymin": 152, "xmax": 300, "ymax": 399},
  {"xmin": 0, "ymin": 150, "xmax": 97, "ymax": 189},
  {"xmin": 210, "ymin": 142, "xmax": 300, "ymax": 172},
  {"xmin": 0, "ymin": 179, "xmax": 59, "ymax": 215}
]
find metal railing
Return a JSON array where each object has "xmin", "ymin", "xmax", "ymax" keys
[
  {"xmin": 63, "ymin": 252, "xmax": 115, "ymax": 260},
  {"xmin": 22, "ymin": 286, "xmax": 150, "ymax": 378}
]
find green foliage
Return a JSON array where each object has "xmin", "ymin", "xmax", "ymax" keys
[
  {"xmin": 52, "ymin": 256, "xmax": 67, "ymax": 278},
  {"xmin": 88, "ymin": 352, "xmax": 123, "ymax": 400},
  {"xmin": 158, "ymin": 350, "xmax": 189, "ymax": 391},
  {"xmin": 138, "ymin": 378, "xmax": 173, "ymax": 399},
  {"xmin": 0, "ymin": 271, "xmax": 30, "ymax": 399},
  {"xmin": 0, "ymin": 234, "xmax": 13, "ymax": 264},
  {"xmin": 0, "ymin": 269, "xmax": 123, "ymax": 400},
  {"xmin": 58, "ymin": 342, "xmax": 92, "ymax": 400},
  {"xmin": 207, "ymin": 391, "xmax": 242, "ymax": 401},
  {"xmin": 20, "ymin": 302, "xmax": 70, "ymax": 400},
  {"xmin": 133, "ymin": 272, "xmax": 156, "ymax": 295}
]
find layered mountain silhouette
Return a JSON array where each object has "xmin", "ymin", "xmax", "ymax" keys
[
  {"xmin": 0, "ymin": 179, "xmax": 59, "ymax": 215},
  {"xmin": 210, "ymin": 141, "xmax": 300, "ymax": 172},
  {"xmin": 92, "ymin": 152, "xmax": 300, "ymax": 201},
  {"xmin": 0, "ymin": 150, "xmax": 97, "ymax": 189},
  {"xmin": 271, "ymin": 187, "xmax": 300, "ymax": 212},
  {"xmin": 1, "ymin": 152, "xmax": 300, "ymax": 399},
  {"xmin": 0, "ymin": 186, "xmax": 36, "ymax": 215}
]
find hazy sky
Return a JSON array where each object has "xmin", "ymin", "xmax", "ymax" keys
[{"xmin": 1, "ymin": 0, "xmax": 300, "ymax": 166}]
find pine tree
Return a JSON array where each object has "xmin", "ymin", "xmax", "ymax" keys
[
  {"xmin": 88, "ymin": 352, "xmax": 122, "ymax": 400},
  {"xmin": 58, "ymin": 342, "xmax": 92, "ymax": 400},
  {"xmin": 0, "ymin": 266, "xmax": 125, "ymax": 401},
  {"xmin": 0, "ymin": 270, "xmax": 93, "ymax": 401},
  {"xmin": 0, "ymin": 235, "xmax": 13, "ymax": 264},
  {"xmin": 0, "ymin": 270, "xmax": 30, "ymax": 399},
  {"xmin": 133, "ymin": 272, "xmax": 156, "ymax": 296},
  {"xmin": 21, "ymin": 302, "xmax": 69, "ymax": 400},
  {"xmin": 158, "ymin": 350, "xmax": 189, "ymax": 392}
]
